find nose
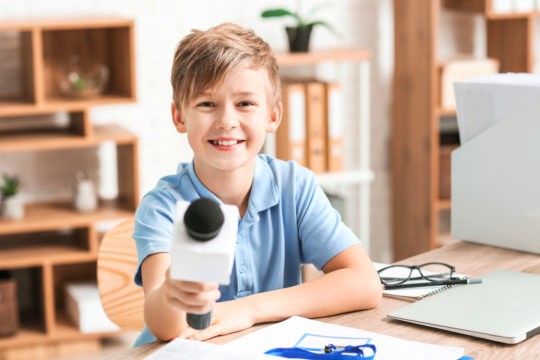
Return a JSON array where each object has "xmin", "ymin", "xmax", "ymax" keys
[{"xmin": 215, "ymin": 105, "xmax": 239, "ymax": 130}]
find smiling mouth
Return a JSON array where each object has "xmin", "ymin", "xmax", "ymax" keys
[{"xmin": 209, "ymin": 139, "xmax": 245, "ymax": 146}]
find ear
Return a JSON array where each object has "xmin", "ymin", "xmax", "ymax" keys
[
  {"xmin": 266, "ymin": 101, "xmax": 282, "ymax": 133},
  {"xmin": 171, "ymin": 102, "xmax": 187, "ymax": 133}
]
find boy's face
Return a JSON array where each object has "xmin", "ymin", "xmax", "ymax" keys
[{"xmin": 172, "ymin": 67, "xmax": 281, "ymax": 175}]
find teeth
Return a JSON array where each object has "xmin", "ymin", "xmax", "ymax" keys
[{"xmin": 213, "ymin": 140, "xmax": 238, "ymax": 146}]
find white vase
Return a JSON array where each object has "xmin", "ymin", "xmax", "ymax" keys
[
  {"xmin": 73, "ymin": 175, "xmax": 97, "ymax": 212},
  {"xmin": 1, "ymin": 194, "xmax": 25, "ymax": 220}
]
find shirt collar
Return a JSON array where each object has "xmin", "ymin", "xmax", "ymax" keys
[
  {"xmin": 248, "ymin": 156, "xmax": 279, "ymax": 213},
  {"xmin": 184, "ymin": 161, "xmax": 222, "ymax": 204},
  {"xmin": 183, "ymin": 156, "xmax": 279, "ymax": 214}
]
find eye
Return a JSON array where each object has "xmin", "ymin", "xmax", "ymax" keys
[
  {"xmin": 196, "ymin": 101, "xmax": 216, "ymax": 108},
  {"xmin": 238, "ymin": 100, "xmax": 256, "ymax": 107}
]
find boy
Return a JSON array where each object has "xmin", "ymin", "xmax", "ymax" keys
[{"xmin": 132, "ymin": 23, "xmax": 382, "ymax": 346}]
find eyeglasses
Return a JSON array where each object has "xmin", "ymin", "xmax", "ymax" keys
[{"xmin": 378, "ymin": 262, "xmax": 458, "ymax": 286}]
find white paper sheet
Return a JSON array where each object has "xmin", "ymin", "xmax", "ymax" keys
[
  {"xmin": 144, "ymin": 338, "xmax": 273, "ymax": 359},
  {"xmin": 454, "ymin": 73, "xmax": 540, "ymax": 144},
  {"xmin": 223, "ymin": 316, "xmax": 464, "ymax": 360}
]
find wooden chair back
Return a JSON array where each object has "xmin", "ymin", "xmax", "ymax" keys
[{"xmin": 97, "ymin": 217, "xmax": 145, "ymax": 330}]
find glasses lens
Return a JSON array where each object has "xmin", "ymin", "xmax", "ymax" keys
[
  {"xmin": 420, "ymin": 263, "xmax": 453, "ymax": 281},
  {"xmin": 378, "ymin": 265, "xmax": 412, "ymax": 285}
]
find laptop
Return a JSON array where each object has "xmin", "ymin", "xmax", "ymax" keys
[{"xmin": 387, "ymin": 270, "xmax": 540, "ymax": 344}]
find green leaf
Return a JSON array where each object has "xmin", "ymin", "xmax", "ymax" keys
[
  {"xmin": 261, "ymin": 8, "xmax": 295, "ymax": 18},
  {"xmin": 0, "ymin": 174, "xmax": 19, "ymax": 198},
  {"xmin": 306, "ymin": 20, "xmax": 342, "ymax": 38},
  {"xmin": 261, "ymin": 8, "xmax": 303, "ymax": 25}
]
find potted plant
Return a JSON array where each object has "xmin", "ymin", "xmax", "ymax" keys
[
  {"xmin": 0, "ymin": 174, "xmax": 24, "ymax": 220},
  {"xmin": 261, "ymin": 6, "xmax": 337, "ymax": 52}
]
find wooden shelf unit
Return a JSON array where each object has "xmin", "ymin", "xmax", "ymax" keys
[
  {"xmin": 273, "ymin": 49, "xmax": 374, "ymax": 252},
  {"xmin": 0, "ymin": 17, "xmax": 138, "ymax": 356},
  {"xmin": 392, "ymin": 0, "xmax": 536, "ymax": 260}
]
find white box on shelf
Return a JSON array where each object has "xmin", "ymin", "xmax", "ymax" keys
[
  {"xmin": 491, "ymin": 0, "xmax": 514, "ymax": 12},
  {"xmin": 513, "ymin": 0, "xmax": 536, "ymax": 12},
  {"xmin": 65, "ymin": 282, "xmax": 120, "ymax": 334}
]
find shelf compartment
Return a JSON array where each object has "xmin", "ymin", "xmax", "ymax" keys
[
  {"xmin": 53, "ymin": 262, "xmax": 94, "ymax": 331},
  {"xmin": 52, "ymin": 262, "xmax": 121, "ymax": 338},
  {"xmin": 0, "ymin": 202, "xmax": 134, "ymax": 236},
  {"xmin": 0, "ymin": 228, "xmax": 94, "ymax": 268},
  {"xmin": 41, "ymin": 24, "xmax": 135, "ymax": 105},
  {"xmin": 487, "ymin": 17, "xmax": 534, "ymax": 72},
  {"xmin": 0, "ymin": 267, "xmax": 46, "ymax": 348},
  {"xmin": 0, "ymin": 124, "xmax": 136, "ymax": 152},
  {"xmin": 0, "ymin": 109, "xmax": 91, "ymax": 138},
  {"xmin": 444, "ymin": 0, "xmax": 537, "ymax": 19},
  {"xmin": 0, "ymin": 30, "xmax": 35, "ymax": 106}
]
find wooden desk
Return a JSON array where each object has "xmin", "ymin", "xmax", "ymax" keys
[{"xmin": 110, "ymin": 241, "xmax": 540, "ymax": 359}]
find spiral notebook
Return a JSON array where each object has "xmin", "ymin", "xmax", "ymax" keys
[{"xmin": 373, "ymin": 262, "xmax": 459, "ymax": 301}]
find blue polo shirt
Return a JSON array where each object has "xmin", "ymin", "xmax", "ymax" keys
[{"xmin": 132, "ymin": 154, "xmax": 359, "ymax": 346}]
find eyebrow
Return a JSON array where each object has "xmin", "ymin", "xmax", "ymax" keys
[{"xmin": 196, "ymin": 90, "xmax": 263, "ymax": 98}]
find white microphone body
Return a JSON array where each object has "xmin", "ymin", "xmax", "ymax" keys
[{"xmin": 170, "ymin": 200, "xmax": 238, "ymax": 285}]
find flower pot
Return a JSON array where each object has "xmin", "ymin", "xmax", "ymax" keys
[
  {"xmin": 286, "ymin": 25, "xmax": 313, "ymax": 53},
  {"xmin": 1, "ymin": 194, "xmax": 25, "ymax": 220}
]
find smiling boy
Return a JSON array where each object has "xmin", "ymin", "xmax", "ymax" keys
[{"xmin": 132, "ymin": 23, "xmax": 382, "ymax": 346}]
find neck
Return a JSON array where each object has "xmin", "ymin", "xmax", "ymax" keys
[{"xmin": 192, "ymin": 161, "xmax": 255, "ymax": 217}]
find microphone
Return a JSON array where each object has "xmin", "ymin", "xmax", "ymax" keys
[{"xmin": 170, "ymin": 198, "xmax": 238, "ymax": 330}]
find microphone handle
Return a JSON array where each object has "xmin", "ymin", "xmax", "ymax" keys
[{"xmin": 187, "ymin": 311, "xmax": 212, "ymax": 330}]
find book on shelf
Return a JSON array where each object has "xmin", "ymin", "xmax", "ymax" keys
[
  {"xmin": 305, "ymin": 80, "xmax": 327, "ymax": 173},
  {"xmin": 276, "ymin": 81, "xmax": 307, "ymax": 166},
  {"xmin": 326, "ymin": 82, "xmax": 344, "ymax": 172},
  {"xmin": 275, "ymin": 79, "xmax": 346, "ymax": 174}
]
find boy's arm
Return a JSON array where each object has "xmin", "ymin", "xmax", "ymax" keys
[
  {"xmin": 184, "ymin": 243, "xmax": 382, "ymax": 341},
  {"xmin": 141, "ymin": 252, "xmax": 220, "ymax": 341}
]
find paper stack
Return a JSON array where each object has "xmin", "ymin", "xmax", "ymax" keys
[
  {"xmin": 65, "ymin": 282, "xmax": 120, "ymax": 333},
  {"xmin": 451, "ymin": 73, "xmax": 540, "ymax": 254}
]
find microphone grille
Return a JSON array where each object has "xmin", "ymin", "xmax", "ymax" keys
[{"xmin": 183, "ymin": 198, "xmax": 225, "ymax": 241}]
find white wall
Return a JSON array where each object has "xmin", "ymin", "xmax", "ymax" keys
[{"xmin": 0, "ymin": 0, "xmax": 394, "ymax": 262}]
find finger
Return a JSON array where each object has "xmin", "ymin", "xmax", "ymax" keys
[
  {"xmin": 165, "ymin": 289, "xmax": 221, "ymax": 313},
  {"xmin": 172, "ymin": 281, "xmax": 219, "ymax": 293},
  {"xmin": 179, "ymin": 326, "xmax": 199, "ymax": 339},
  {"xmin": 188, "ymin": 324, "xmax": 224, "ymax": 341},
  {"xmin": 175, "ymin": 288, "xmax": 221, "ymax": 307}
]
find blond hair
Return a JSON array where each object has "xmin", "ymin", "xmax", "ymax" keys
[{"xmin": 171, "ymin": 23, "xmax": 281, "ymax": 109}]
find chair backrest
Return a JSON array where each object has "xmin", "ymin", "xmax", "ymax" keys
[{"xmin": 97, "ymin": 217, "xmax": 145, "ymax": 330}]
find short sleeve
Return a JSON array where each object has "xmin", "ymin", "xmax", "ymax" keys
[
  {"xmin": 295, "ymin": 170, "xmax": 359, "ymax": 270},
  {"xmin": 132, "ymin": 190, "xmax": 178, "ymax": 286}
]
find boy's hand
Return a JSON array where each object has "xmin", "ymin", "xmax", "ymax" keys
[
  {"xmin": 162, "ymin": 269, "xmax": 221, "ymax": 315},
  {"xmin": 179, "ymin": 299, "xmax": 255, "ymax": 341}
]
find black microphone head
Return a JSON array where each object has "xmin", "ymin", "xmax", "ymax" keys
[{"xmin": 183, "ymin": 198, "xmax": 224, "ymax": 241}]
